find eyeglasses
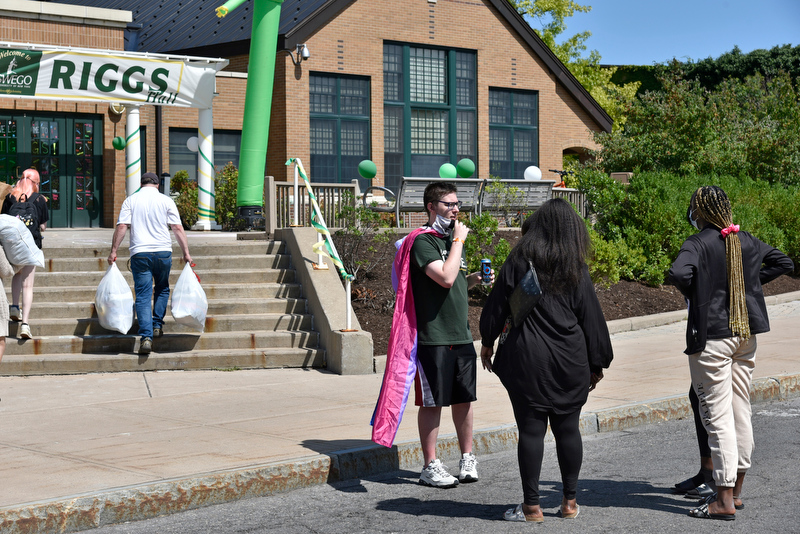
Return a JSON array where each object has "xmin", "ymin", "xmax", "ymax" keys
[{"xmin": 434, "ymin": 200, "xmax": 462, "ymax": 210}]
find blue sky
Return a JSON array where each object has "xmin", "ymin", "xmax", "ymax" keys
[{"xmin": 534, "ymin": 0, "xmax": 800, "ymax": 66}]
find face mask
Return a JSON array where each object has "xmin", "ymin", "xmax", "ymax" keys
[
  {"xmin": 431, "ymin": 214, "xmax": 455, "ymax": 236},
  {"xmin": 687, "ymin": 206, "xmax": 699, "ymax": 230}
]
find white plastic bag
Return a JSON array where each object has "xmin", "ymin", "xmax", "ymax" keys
[
  {"xmin": 95, "ymin": 262, "xmax": 134, "ymax": 334},
  {"xmin": 0, "ymin": 214, "xmax": 45, "ymax": 268},
  {"xmin": 170, "ymin": 263, "xmax": 207, "ymax": 332}
]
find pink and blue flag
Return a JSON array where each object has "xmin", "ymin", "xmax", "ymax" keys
[{"xmin": 371, "ymin": 227, "xmax": 438, "ymax": 447}]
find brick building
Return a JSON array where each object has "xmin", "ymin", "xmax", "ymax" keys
[{"xmin": 0, "ymin": 0, "xmax": 611, "ymax": 228}]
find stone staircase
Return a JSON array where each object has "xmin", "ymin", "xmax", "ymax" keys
[{"xmin": 1, "ymin": 239, "xmax": 324, "ymax": 375}]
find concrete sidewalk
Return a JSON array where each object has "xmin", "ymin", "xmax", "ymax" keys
[{"xmin": 1, "ymin": 294, "xmax": 799, "ymax": 533}]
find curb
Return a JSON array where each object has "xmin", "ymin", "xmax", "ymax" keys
[
  {"xmin": 3, "ymin": 296, "xmax": 798, "ymax": 532},
  {"xmin": 2, "ymin": 373, "xmax": 798, "ymax": 534}
]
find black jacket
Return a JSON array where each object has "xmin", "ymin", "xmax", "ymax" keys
[
  {"xmin": 480, "ymin": 253, "xmax": 613, "ymax": 413},
  {"xmin": 669, "ymin": 227, "xmax": 793, "ymax": 355}
]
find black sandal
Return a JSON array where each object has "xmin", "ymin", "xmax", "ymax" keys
[
  {"xmin": 684, "ymin": 482, "xmax": 716, "ymax": 498},
  {"xmin": 698, "ymin": 493, "xmax": 744, "ymax": 510},
  {"xmin": 688, "ymin": 503, "xmax": 735, "ymax": 521}
]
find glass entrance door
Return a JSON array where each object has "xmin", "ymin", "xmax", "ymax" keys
[{"xmin": 0, "ymin": 113, "xmax": 103, "ymax": 228}]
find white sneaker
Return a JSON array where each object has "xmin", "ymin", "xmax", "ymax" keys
[
  {"xmin": 458, "ymin": 452, "xmax": 479, "ymax": 482},
  {"xmin": 19, "ymin": 323, "xmax": 32, "ymax": 339},
  {"xmin": 9, "ymin": 305, "xmax": 21, "ymax": 322},
  {"xmin": 419, "ymin": 459, "xmax": 459, "ymax": 488}
]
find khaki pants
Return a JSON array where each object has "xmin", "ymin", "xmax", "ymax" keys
[{"xmin": 688, "ymin": 336, "xmax": 757, "ymax": 487}]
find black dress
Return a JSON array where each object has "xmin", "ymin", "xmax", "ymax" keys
[{"xmin": 480, "ymin": 253, "xmax": 613, "ymax": 412}]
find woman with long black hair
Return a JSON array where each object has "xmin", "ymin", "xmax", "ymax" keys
[{"xmin": 480, "ymin": 198, "xmax": 613, "ymax": 522}]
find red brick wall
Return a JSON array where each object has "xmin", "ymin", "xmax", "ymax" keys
[
  {"xmin": 271, "ymin": 0, "xmax": 603, "ymax": 185},
  {"xmin": 0, "ymin": 16, "xmax": 124, "ymax": 50},
  {"xmin": 225, "ymin": 55, "xmax": 249, "ymax": 73}
]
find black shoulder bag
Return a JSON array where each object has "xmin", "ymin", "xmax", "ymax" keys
[{"xmin": 499, "ymin": 260, "xmax": 543, "ymax": 344}]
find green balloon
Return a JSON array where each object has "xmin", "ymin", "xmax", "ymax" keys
[
  {"xmin": 456, "ymin": 158, "xmax": 475, "ymax": 178},
  {"xmin": 358, "ymin": 159, "xmax": 377, "ymax": 179},
  {"xmin": 112, "ymin": 136, "xmax": 126, "ymax": 151},
  {"xmin": 439, "ymin": 163, "xmax": 457, "ymax": 179}
]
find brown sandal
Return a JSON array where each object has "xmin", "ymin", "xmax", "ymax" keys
[{"xmin": 557, "ymin": 504, "xmax": 580, "ymax": 518}]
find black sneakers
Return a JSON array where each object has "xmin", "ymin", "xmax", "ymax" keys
[{"xmin": 139, "ymin": 338, "xmax": 153, "ymax": 354}]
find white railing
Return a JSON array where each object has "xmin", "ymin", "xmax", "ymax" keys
[
  {"xmin": 551, "ymin": 187, "xmax": 587, "ymax": 218},
  {"xmin": 265, "ymin": 179, "xmax": 586, "ymax": 231},
  {"xmin": 272, "ymin": 180, "xmax": 360, "ymax": 229}
]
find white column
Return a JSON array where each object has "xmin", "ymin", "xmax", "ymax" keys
[
  {"xmin": 193, "ymin": 107, "xmax": 220, "ymax": 230},
  {"xmin": 125, "ymin": 105, "xmax": 141, "ymax": 196}
]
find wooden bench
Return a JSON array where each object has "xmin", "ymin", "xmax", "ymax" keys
[
  {"xmin": 479, "ymin": 179, "xmax": 556, "ymax": 216},
  {"xmin": 363, "ymin": 177, "xmax": 485, "ymax": 228}
]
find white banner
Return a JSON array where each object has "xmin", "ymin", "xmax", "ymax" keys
[{"xmin": 0, "ymin": 45, "xmax": 226, "ymax": 108}]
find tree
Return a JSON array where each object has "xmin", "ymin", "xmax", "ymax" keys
[
  {"xmin": 683, "ymin": 44, "xmax": 800, "ymax": 90},
  {"xmin": 592, "ymin": 68, "xmax": 800, "ymax": 186},
  {"xmin": 511, "ymin": 0, "xmax": 592, "ymax": 63},
  {"xmin": 509, "ymin": 0, "xmax": 639, "ymax": 129}
]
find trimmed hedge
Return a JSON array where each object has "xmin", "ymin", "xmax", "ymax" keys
[{"xmin": 578, "ymin": 170, "xmax": 800, "ymax": 286}]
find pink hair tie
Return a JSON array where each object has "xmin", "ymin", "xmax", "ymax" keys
[{"xmin": 720, "ymin": 224, "xmax": 740, "ymax": 238}]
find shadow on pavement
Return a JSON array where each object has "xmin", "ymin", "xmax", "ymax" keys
[{"xmin": 375, "ymin": 478, "xmax": 699, "ymax": 519}]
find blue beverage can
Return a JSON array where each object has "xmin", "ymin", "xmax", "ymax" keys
[{"xmin": 481, "ymin": 258, "xmax": 492, "ymax": 285}]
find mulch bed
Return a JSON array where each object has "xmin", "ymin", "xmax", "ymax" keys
[{"xmin": 342, "ymin": 230, "xmax": 800, "ymax": 355}]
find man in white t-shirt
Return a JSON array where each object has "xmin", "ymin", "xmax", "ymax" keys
[{"xmin": 108, "ymin": 173, "xmax": 192, "ymax": 354}]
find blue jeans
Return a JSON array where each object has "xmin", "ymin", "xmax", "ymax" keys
[{"xmin": 131, "ymin": 251, "xmax": 172, "ymax": 340}]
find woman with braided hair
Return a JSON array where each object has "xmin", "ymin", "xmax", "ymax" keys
[{"xmin": 669, "ymin": 186, "xmax": 793, "ymax": 521}]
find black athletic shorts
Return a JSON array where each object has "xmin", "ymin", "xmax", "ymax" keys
[{"xmin": 414, "ymin": 343, "xmax": 477, "ymax": 407}]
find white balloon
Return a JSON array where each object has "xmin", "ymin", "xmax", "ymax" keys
[
  {"xmin": 524, "ymin": 165, "xmax": 542, "ymax": 180},
  {"xmin": 187, "ymin": 136, "xmax": 199, "ymax": 153}
]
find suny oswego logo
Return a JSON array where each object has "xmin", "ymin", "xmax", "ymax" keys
[
  {"xmin": 0, "ymin": 49, "xmax": 42, "ymax": 96},
  {"xmin": 1, "ymin": 47, "xmax": 214, "ymax": 107}
]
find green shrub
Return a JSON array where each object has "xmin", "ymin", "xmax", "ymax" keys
[
  {"xmin": 593, "ymin": 70, "xmax": 800, "ymax": 186},
  {"xmin": 577, "ymin": 168, "xmax": 800, "ymax": 284},
  {"xmin": 170, "ymin": 170, "xmax": 198, "ymax": 229},
  {"xmin": 463, "ymin": 212, "xmax": 511, "ymax": 293},
  {"xmin": 334, "ymin": 192, "xmax": 397, "ymax": 280},
  {"xmin": 483, "ymin": 175, "xmax": 526, "ymax": 227},
  {"xmin": 587, "ymin": 227, "xmax": 621, "ymax": 287},
  {"xmin": 214, "ymin": 162, "xmax": 239, "ymax": 230},
  {"xmin": 463, "ymin": 212, "xmax": 498, "ymax": 275}
]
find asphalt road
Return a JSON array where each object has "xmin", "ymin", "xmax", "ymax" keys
[{"xmin": 81, "ymin": 398, "xmax": 800, "ymax": 533}]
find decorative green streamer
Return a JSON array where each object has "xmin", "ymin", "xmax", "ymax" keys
[{"xmin": 285, "ymin": 158, "xmax": 354, "ymax": 282}]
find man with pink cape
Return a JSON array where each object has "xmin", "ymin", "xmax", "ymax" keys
[{"xmin": 371, "ymin": 182, "xmax": 492, "ymax": 488}]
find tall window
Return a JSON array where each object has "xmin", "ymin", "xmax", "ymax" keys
[
  {"xmin": 489, "ymin": 88, "xmax": 539, "ymax": 180},
  {"xmin": 384, "ymin": 44, "xmax": 477, "ymax": 194},
  {"xmin": 309, "ymin": 74, "xmax": 371, "ymax": 189}
]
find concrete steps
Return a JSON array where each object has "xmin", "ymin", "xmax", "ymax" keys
[
  {"xmin": 30, "ymin": 268, "xmax": 297, "ymax": 286},
  {"xmin": 0, "ymin": 347, "xmax": 324, "ymax": 375},
  {"xmin": 1, "ymin": 238, "xmax": 325, "ymax": 375},
  {"xmin": 41, "ymin": 254, "xmax": 291, "ymax": 272}
]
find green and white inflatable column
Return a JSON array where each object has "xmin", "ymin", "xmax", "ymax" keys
[
  {"xmin": 216, "ymin": 0, "xmax": 284, "ymax": 228},
  {"xmin": 125, "ymin": 105, "xmax": 142, "ymax": 196},
  {"xmin": 194, "ymin": 107, "xmax": 219, "ymax": 230}
]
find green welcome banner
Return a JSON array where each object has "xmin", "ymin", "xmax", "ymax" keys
[{"xmin": 0, "ymin": 43, "xmax": 226, "ymax": 108}]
